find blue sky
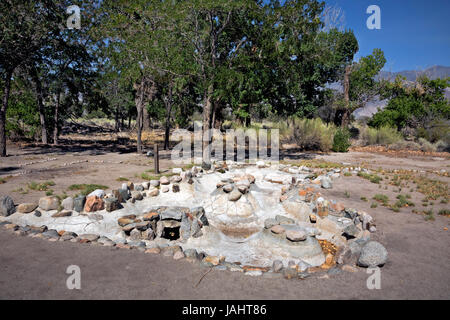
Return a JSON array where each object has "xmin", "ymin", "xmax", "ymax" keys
[{"xmin": 324, "ymin": 0, "xmax": 450, "ymax": 72}]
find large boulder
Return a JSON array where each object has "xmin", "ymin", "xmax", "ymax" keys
[
  {"xmin": 105, "ymin": 197, "xmax": 120, "ymax": 212},
  {"xmin": 17, "ymin": 203, "xmax": 37, "ymax": 214},
  {"xmin": 0, "ymin": 196, "xmax": 15, "ymax": 216},
  {"xmin": 39, "ymin": 196, "xmax": 60, "ymax": 211},
  {"xmin": 84, "ymin": 196, "xmax": 104, "ymax": 212},
  {"xmin": 73, "ymin": 196, "xmax": 86, "ymax": 212},
  {"xmin": 358, "ymin": 241, "xmax": 388, "ymax": 267},
  {"xmin": 61, "ymin": 197, "xmax": 74, "ymax": 211}
]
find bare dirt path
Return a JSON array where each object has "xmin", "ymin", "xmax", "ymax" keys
[{"xmin": 1, "ymin": 143, "xmax": 449, "ymax": 299}]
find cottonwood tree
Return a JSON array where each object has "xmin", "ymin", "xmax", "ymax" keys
[{"xmin": 0, "ymin": 0, "xmax": 65, "ymax": 156}]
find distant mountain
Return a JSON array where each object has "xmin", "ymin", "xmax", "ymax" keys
[
  {"xmin": 355, "ymin": 66, "xmax": 450, "ymax": 119},
  {"xmin": 377, "ymin": 65, "xmax": 450, "ymax": 82}
]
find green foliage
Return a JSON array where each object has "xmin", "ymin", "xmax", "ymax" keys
[
  {"xmin": 28, "ymin": 181, "xmax": 55, "ymax": 191},
  {"xmin": 360, "ymin": 126, "xmax": 403, "ymax": 146},
  {"xmin": 290, "ymin": 118, "xmax": 336, "ymax": 152},
  {"xmin": 357, "ymin": 172, "xmax": 382, "ymax": 184},
  {"xmin": 332, "ymin": 128, "xmax": 351, "ymax": 152},
  {"xmin": 369, "ymin": 77, "xmax": 450, "ymax": 140},
  {"xmin": 373, "ymin": 194, "xmax": 389, "ymax": 206}
]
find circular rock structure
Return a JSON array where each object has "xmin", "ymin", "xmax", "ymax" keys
[{"xmin": 0, "ymin": 161, "xmax": 387, "ymax": 277}]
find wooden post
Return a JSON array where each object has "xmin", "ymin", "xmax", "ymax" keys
[{"xmin": 154, "ymin": 144, "xmax": 159, "ymax": 174}]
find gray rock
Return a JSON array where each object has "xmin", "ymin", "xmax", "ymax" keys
[
  {"xmin": 61, "ymin": 197, "xmax": 74, "ymax": 211},
  {"xmin": 42, "ymin": 229, "xmax": 60, "ymax": 239},
  {"xmin": 141, "ymin": 228, "xmax": 155, "ymax": 240},
  {"xmin": 321, "ymin": 177, "xmax": 332, "ymax": 189},
  {"xmin": 73, "ymin": 196, "xmax": 86, "ymax": 212},
  {"xmin": 343, "ymin": 224, "xmax": 360, "ymax": 239},
  {"xmin": 131, "ymin": 191, "xmax": 143, "ymax": 201},
  {"xmin": 105, "ymin": 197, "xmax": 120, "ymax": 212},
  {"xmin": 191, "ymin": 207, "xmax": 208, "ymax": 226},
  {"xmin": 129, "ymin": 228, "xmax": 142, "ymax": 241},
  {"xmin": 118, "ymin": 188, "xmax": 130, "ymax": 202},
  {"xmin": 327, "ymin": 267, "xmax": 342, "ymax": 276},
  {"xmin": 275, "ymin": 215, "xmax": 295, "ymax": 225},
  {"xmin": 358, "ymin": 241, "xmax": 388, "ymax": 267},
  {"xmin": 34, "ymin": 210, "xmax": 42, "ymax": 217},
  {"xmin": 135, "ymin": 184, "xmax": 144, "ymax": 192},
  {"xmin": 297, "ymin": 260, "xmax": 311, "ymax": 272},
  {"xmin": 38, "ymin": 196, "xmax": 60, "ymax": 211},
  {"xmin": 344, "ymin": 208, "xmax": 358, "ymax": 220},
  {"xmin": 170, "ymin": 175, "xmax": 182, "ymax": 183},
  {"xmin": 150, "ymin": 180, "xmax": 160, "ymax": 187},
  {"xmin": 264, "ymin": 218, "xmax": 278, "ymax": 229},
  {"xmin": 160, "ymin": 209, "xmax": 182, "ymax": 221},
  {"xmin": 61, "ymin": 232, "xmax": 77, "ymax": 241},
  {"xmin": 228, "ymin": 189, "xmax": 242, "ymax": 201},
  {"xmin": 79, "ymin": 234, "xmax": 100, "ymax": 242},
  {"xmin": 184, "ymin": 249, "xmax": 198, "ymax": 259},
  {"xmin": 272, "ymin": 260, "xmax": 283, "ymax": 272},
  {"xmin": 0, "ymin": 196, "xmax": 15, "ymax": 216},
  {"xmin": 180, "ymin": 215, "xmax": 191, "ymax": 240}
]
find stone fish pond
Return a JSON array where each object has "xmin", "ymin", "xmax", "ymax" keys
[{"xmin": 0, "ymin": 161, "xmax": 388, "ymax": 276}]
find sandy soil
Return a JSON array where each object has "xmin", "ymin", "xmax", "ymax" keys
[{"xmin": 0, "ymin": 138, "xmax": 449, "ymax": 299}]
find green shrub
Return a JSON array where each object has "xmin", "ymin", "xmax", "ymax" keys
[
  {"xmin": 332, "ymin": 128, "xmax": 351, "ymax": 152},
  {"xmin": 361, "ymin": 126, "xmax": 402, "ymax": 146},
  {"xmin": 290, "ymin": 118, "xmax": 335, "ymax": 152},
  {"xmin": 418, "ymin": 138, "xmax": 437, "ymax": 152}
]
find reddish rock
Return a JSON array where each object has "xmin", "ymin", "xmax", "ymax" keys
[
  {"xmin": 145, "ymin": 247, "xmax": 161, "ymax": 254},
  {"xmin": 143, "ymin": 212, "xmax": 159, "ymax": 221},
  {"xmin": 84, "ymin": 196, "xmax": 104, "ymax": 212},
  {"xmin": 242, "ymin": 266, "xmax": 270, "ymax": 272},
  {"xmin": 331, "ymin": 202, "xmax": 345, "ymax": 212},
  {"xmin": 204, "ymin": 256, "xmax": 220, "ymax": 266}
]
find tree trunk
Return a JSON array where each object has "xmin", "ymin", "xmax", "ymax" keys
[
  {"xmin": 32, "ymin": 69, "xmax": 48, "ymax": 144},
  {"xmin": 143, "ymin": 106, "xmax": 150, "ymax": 132},
  {"xmin": 163, "ymin": 85, "xmax": 173, "ymax": 150},
  {"xmin": 341, "ymin": 65, "xmax": 352, "ymax": 127},
  {"xmin": 202, "ymin": 84, "xmax": 213, "ymax": 165},
  {"xmin": 134, "ymin": 78, "xmax": 146, "ymax": 154},
  {"xmin": 114, "ymin": 108, "xmax": 120, "ymax": 133},
  {"xmin": 0, "ymin": 69, "xmax": 13, "ymax": 157},
  {"xmin": 53, "ymin": 91, "xmax": 61, "ymax": 145}
]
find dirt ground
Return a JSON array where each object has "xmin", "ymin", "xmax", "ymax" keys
[{"xmin": 0, "ymin": 136, "xmax": 449, "ymax": 300}]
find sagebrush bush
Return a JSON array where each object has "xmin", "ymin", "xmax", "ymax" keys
[
  {"xmin": 332, "ymin": 128, "xmax": 351, "ymax": 152},
  {"xmin": 360, "ymin": 126, "xmax": 402, "ymax": 146},
  {"xmin": 418, "ymin": 138, "xmax": 437, "ymax": 152},
  {"xmin": 290, "ymin": 118, "xmax": 335, "ymax": 152}
]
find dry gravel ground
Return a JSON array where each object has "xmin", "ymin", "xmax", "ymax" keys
[{"xmin": 0, "ymin": 142, "xmax": 449, "ymax": 299}]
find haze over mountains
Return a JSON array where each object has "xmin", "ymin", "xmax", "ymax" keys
[{"xmin": 354, "ymin": 66, "xmax": 450, "ymax": 119}]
